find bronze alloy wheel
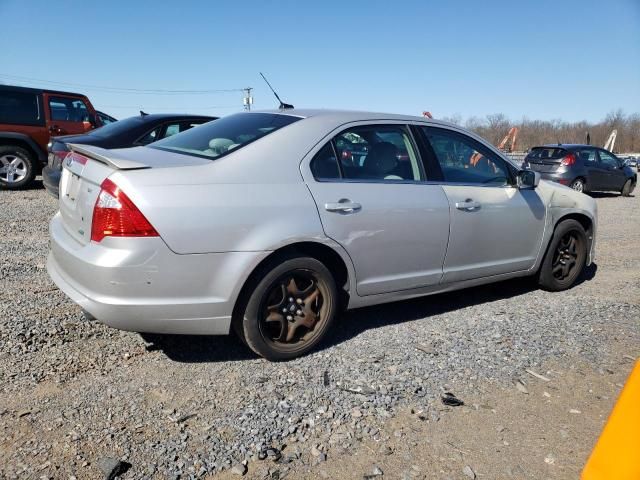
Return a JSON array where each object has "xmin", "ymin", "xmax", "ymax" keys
[{"xmin": 258, "ymin": 270, "xmax": 330, "ymax": 352}]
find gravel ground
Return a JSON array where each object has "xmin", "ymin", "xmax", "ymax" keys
[{"xmin": 1, "ymin": 181, "xmax": 638, "ymax": 479}]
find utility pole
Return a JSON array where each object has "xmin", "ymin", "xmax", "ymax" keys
[{"xmin": 243, "ymin": 87, "xmax": 253, "ymax": 111}]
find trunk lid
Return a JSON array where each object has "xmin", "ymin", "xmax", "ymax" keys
[{"xmin": 57, "ymin": 144, "xmax": 210, "ymax": 245}]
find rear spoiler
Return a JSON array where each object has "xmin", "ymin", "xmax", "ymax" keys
[{"xmin": 67, "ymin": 144, "xmax": 151, "ymax": 170}]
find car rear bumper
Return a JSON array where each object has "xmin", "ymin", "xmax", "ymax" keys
[
  {"xmin": 42, "ymin": 165, "xmax": 60, "ymax": 198},
  {"xmin": 47, "ymin": 212, "xmax": 269, "ymax": 335},
  {"xmin": 537, "ymin": 171, "xmax": 574, "ymax": 186}
]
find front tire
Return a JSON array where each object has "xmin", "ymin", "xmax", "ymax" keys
[
  {"xmin": 538, "ymin": 219, "xmax": 588, "ymax": 291},
  {"xmin": 235, "ymin": 255, "xmax": 338, "ymax": 361},
  {"xmin": 0, "ymin": 146, "xmax": 36, "ymax": 190},
  {"xmin": 621, "ymin": 179, "xmax": 634, "ymax": 197}
]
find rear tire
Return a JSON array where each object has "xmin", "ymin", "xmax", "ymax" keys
[
  {"xmin": 0, "ymin": 145, "xmax": 36, "ymax": 190},
  {"xmin": 570, "ymin": 178, "xmax": 585, "ymax": 193},
  {"xmin": 233, "ymin": 255, "xmax": 338, "ymax": 361},
  {"xmin": 538, "ymin": 219, "xmax": 588, "ymax": 291},
  {"xmin": 621, "ymin": 179, "xmax": 634, "ymax": 197}
]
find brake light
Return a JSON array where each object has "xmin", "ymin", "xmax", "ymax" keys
[
  {"xmin": 91, "ymin": 178, "xmax": 158, "ymax": 242},
  {"xmin": 560, "ymin": 153, "xmax": 576, "ymax": 166}
]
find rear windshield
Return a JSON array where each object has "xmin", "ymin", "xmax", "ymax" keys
[
  {"xmin": 88, "ymin": 116, "xmax": 146, "ymax": 137},
  {"xmin": 149, "ymin": 112, "xmax": 301, "ymax": 160},
  {"xmin": 526, "ymin": 147, "xmax": 567, "ymax": 160}
]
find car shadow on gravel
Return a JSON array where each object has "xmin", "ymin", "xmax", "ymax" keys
[
  {"xmin": 324, "ymin": 264, "xmax": 598, "ymax": 351},
  {"xmin": 141, "ymin": 264, "xmax": 597, "ymax": 363}
]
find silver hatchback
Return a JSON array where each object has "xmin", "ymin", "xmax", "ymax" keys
[{"xmin": 47, "ymin": 110, "xmax": 597, "ymax": 360}]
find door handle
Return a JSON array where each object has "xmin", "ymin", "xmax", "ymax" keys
[
  {"xmin": 455, "ymin": 199, "xmax": 481, "ymax": 211},
  {"xmin": 324, "ymin": 200, "xmax": 362, "ymax": 213}
]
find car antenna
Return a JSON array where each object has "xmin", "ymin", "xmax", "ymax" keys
[
  {"xmin": 259, "ymin": 72, "xmax": 294, "ymax": 110},
  {"xmin": 140, "ymin": 110, "xmax": 149, "ymax": 116}
]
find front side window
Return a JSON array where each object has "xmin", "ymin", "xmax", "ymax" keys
[
  {"xmin": 49, "ymin": 96, "xmax": 90, "ymax": 122},
  {"xmin": 310, "ymin": 125, "xmax": 423, "ymax": 182},
  {"xmin": 598, "ymin": 150, "xmax": 620, "ymax": 168},
  {"xmin": 150, "ymin": 113, "xmax": 301, "ymax": 160},
  {"xmin": 422, "ymin": 127, "xmax": 510, "ymax": 185}
]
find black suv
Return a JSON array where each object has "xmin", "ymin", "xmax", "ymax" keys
[
  {"xmin": 44, "ymin": 112, "xmax": 216, "ymax": 197},
  {"xmin": 524, "ymin": 144, "xmax": 636, "ymax": 196}
]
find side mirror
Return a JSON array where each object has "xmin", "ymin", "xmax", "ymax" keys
[{"xmin": 517, "ymin": 170, "xmax": 540, "ymax": 189}]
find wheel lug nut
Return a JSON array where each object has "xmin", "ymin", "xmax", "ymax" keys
[
  {"xmin": 288, "ymin": 297, "xmax": 294, "ymax": 302},
  {"xmin": 286, "ymin": 315, "xmax": 293, "ymax": 321},
  {"xmin": 282, "ymin": 308, "xmax": 287, "ymax": 313},
  {"xmin": 296, "ymin": 298, "xmax": 302, "ymax": 304},
  {"xmin": 296, "ymin": 310, "xmax": 302, "ymax": 315}
]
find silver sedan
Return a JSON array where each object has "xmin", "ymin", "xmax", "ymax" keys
[{"xmin": 47, "ymin": 110, "xmax": 597, "ymax": 360}]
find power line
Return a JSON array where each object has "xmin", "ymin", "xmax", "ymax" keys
[{"xmin": 0, "ymin": 73, "xmax": 245, "ymax": 95}]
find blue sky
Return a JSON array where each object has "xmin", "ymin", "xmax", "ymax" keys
[{"xmin": 1, "ymin": 0, "xmax": 638, "ymax": 122}]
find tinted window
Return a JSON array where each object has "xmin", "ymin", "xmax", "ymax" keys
[
  {"xmin": 526, "ymin": 147, "xmax": 567, "ymax": 160},
  {"xmin": 0, "ymin": 90, "xmax": 41, "ymax": 125},
  {"xmin": 150, "ymin": 113, "xmax": 301, "ymax": 160},
  {"xmin": 310, "ymin": 143, "xmax": 341, "ymax": 180},
  {"xmin": 422, "ymin": 127, "xmax": 510, "ymax": 185},
  {"xmin": 49, "ymin": 96, "xmax": 91, "ymax": 122},
  {"xmin": 599, "ymin": 151, "xmax": 620, "ymax": 168},
  {"xmin": 89, "ymin": 115, "xmax": 146, "ymax": 137},
  {"xmin": 323, "ymin": 125, "xmax": 422, "ymax": 181}
]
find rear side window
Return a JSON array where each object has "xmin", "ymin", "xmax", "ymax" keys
[
  {"xmin": 576, "ymin": 148, "xmax": 597, "ymax": 163},
  {"xmin": 526, "ymin": 147, "xmax": 567, "ymax": 160},
  {"xmin": 0, "ymin": 91, "xmax": 42, "ymax": 125},
  {"xmin": 150, "ymin": 113, "xmax": 301, "ymax": 160},
  {"xmin": 310, "ymin": 125, "xmax": 423, "ymax": 182}
]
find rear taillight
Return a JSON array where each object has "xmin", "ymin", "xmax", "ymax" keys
[
  {"xmin": 50, "ymin": 143, "xmax": 71, "ymax": 167},
  {"xmin": 91, "ymin": 178, "xmax": 158, "ymax": 242},
  {"xmin": 560, "ymin": 153, "xmax": 576, "ymax": 166}
]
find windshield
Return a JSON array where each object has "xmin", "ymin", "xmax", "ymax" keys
[
  {"xmin": 149, "ymin": 112, "xmax": 301, "ymax": 160},
  {"xmin": 88, "ymin": 115, "xmax": 146, "ymax": 137}
]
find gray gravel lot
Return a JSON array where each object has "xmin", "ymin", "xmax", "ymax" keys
[{"xmin": 1, "ymin": 182, "xmax": 638, "ymax": 479}]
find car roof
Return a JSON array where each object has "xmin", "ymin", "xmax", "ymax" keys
[
  {"xmin": 0, "ymin": 83, "xmax": 89, "ymax": 98},
  {"xmin": 537, "ymin": 144, "xmax": 598, "ymax": 149},
  {"xmin": 249, "ymin": 108, "xmax": 458, "ymax": 126}
]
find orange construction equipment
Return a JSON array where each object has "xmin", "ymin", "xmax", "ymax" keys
[
  {"xmin": 498, "ymin": 127, "xmax": 518, "ymax": 153},
  {"xmin": 582, "ymin": 359, "xmax": 640, "ymax": 480}
]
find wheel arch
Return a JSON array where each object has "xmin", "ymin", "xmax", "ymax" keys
[
  {"xmin": 0, "ymin": 133, "xmax": 47, "ymax": 168},
  {"xmin": 232, "ymin": 241, "xmax": 353, "ymax": 323}
]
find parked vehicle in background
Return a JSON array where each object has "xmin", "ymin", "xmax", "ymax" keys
[
  {"xmin": 43, "ymin": 113, "xmax": 216, "ymax": 197},
  {"xmin": 0, "ymin": 84, "xmax": 114, "ymax": 189},
  {"xmin": 47, "ymin": 110, "xmax": 597, "ymax": 361},
  {"xmin": 96, "ymin": 111, "xmax": 117, "ymax": 125},
  {"xmin": 523, "ymin": 144, "xmax": 637, "ymax": 196}
]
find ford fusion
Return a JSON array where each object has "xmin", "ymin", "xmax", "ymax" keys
[{"xmin": 47, "ymin": 110, "xmax": 597, "ymax": 360}]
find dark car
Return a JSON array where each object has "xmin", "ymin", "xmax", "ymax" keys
[
  {"xmin": 523, "ymin": 144, "xmax": 636, "ymax": 196},
  {"xmin": 43, "ymin": 112, "xmax": 216, "ymax": 197},
  {"xmin": 0, "ymin": 84, "xmax": 115, "ymax": 189}
]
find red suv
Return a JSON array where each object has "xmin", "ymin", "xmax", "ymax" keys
[{"xmin": 0, "ymin": 84, "xmax": 114, "ymax": 189}]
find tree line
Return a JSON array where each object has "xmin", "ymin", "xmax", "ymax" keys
[{"xmin": 440, "ymin": 110, "xmax": 640, "ymax": 153}]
